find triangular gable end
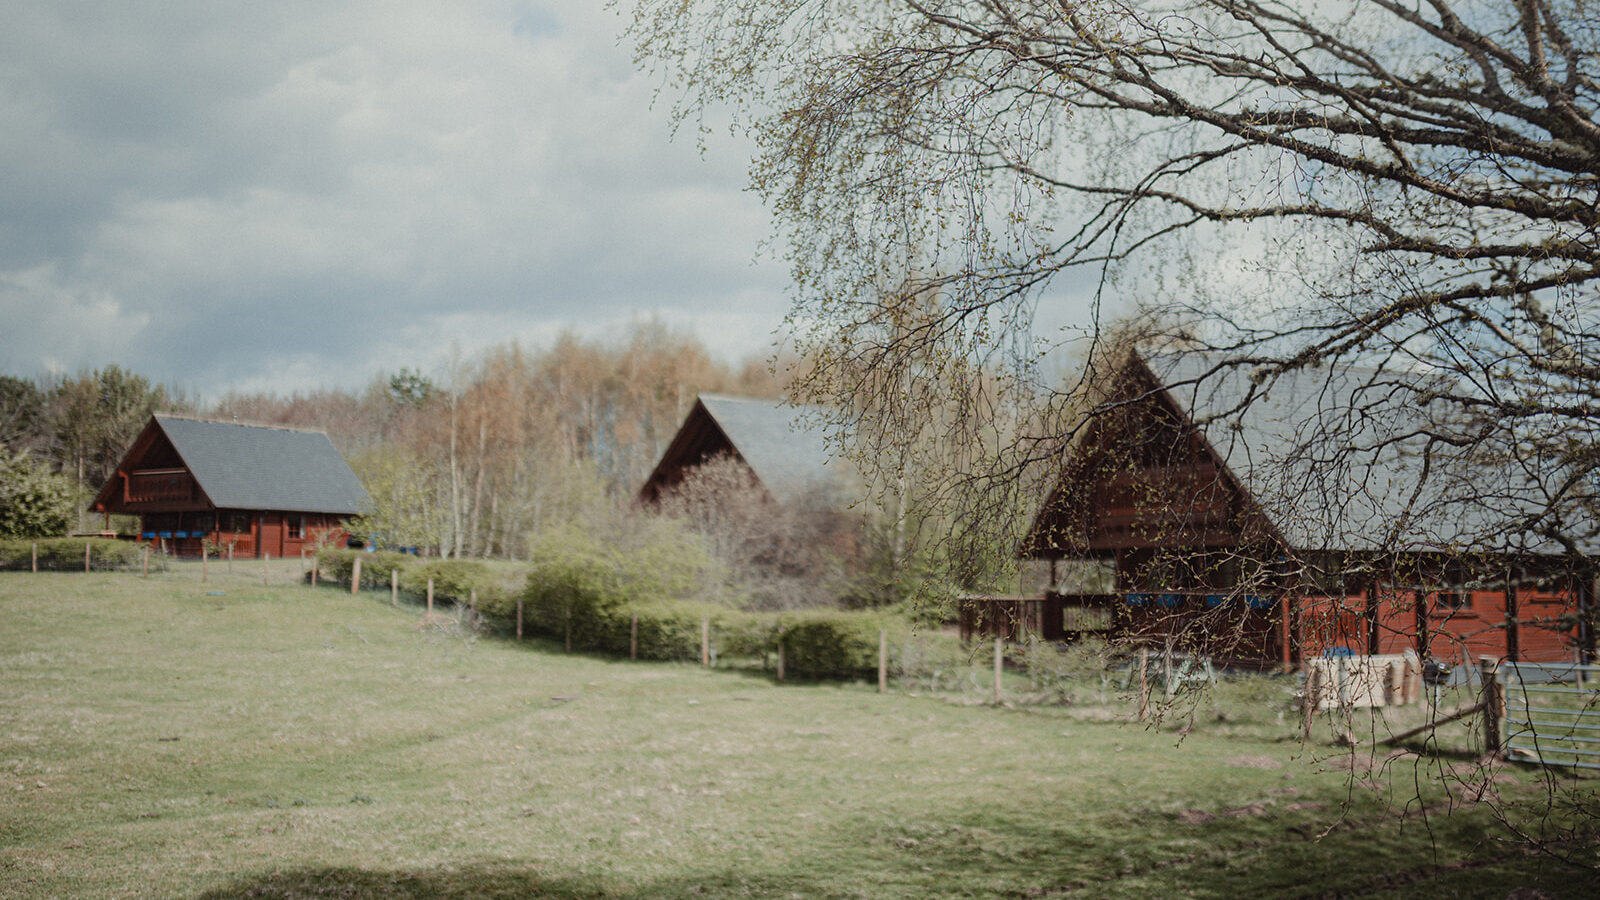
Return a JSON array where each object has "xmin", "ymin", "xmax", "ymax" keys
[
  {"xmin": 91, "ymin": 416, "xmax": 215, "ymax": 514},
  {"xmin": 1020, "ymin": 354, "xmax": 1280, "ymax": 560},
  {"xmin": 638, "ymin": 399, "xmax": 752, "ymax": 504}
]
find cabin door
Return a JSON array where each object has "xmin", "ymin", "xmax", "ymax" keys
[{"xmin": 259, "ymin": 513, "xmax": 284, "ymax": 559}]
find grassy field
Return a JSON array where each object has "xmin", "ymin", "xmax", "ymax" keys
[{"xmin": 1, "ymin": 566, "xmax": 1594, "ymax": 899}]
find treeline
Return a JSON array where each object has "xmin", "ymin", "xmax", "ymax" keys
[{"xmin": 0, "ymin": 321, "xmax": 784, "ymax": 555}]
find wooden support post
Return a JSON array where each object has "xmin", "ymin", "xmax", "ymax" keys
[
  {"xmin": 630, "ymin": 613, "xmax": 638, "ymax": 660},
  {"xmin": 1505, "ymin": 572, "xmax": 1520, "ymax": 663},
  {"xmin": 993, "ymin": 637, "xmax": 1003, "ymax": 705},
  {"xmin": 1480, "ymin": 657, "xmax": 1503, "ymax": 758},
  {"xmin": 1303, "ymin": 665, "xmax": 1320, "ymax": 741},
  {"xmin": 390, "ymin": 569, "xmax": 398, "ymax": 606},
  {"xmin": 517, "ymin": 596, "xmax": 525, "ymax": 641},
  {"xmin": 1280, "ymin": 591, "xmax": 1293, "ymax": 670},
  {"xmin": 701, "ymin": 618, "xmax": 710, "ymax": 667},
  {"xmin": 427, "ymin": 578, "xmax": 435, "ymax": 614},
  {"xmin": 84, "ymin": 542, "xmax": 90, "ymax": 573},
  {"xmin": 32, "ymin": 542, "xmax": 37, "ymax": 573},
  {"xmin": 879, "ymin": 629, "xmax": 888, "ymax": 694},
  {"xmin": 351, "ymin": 557, "xmax": 362, "ymax": 595},
  {"xmin": 1138, "ymin": 648, "xmax": 1150, "ymax": 722}
]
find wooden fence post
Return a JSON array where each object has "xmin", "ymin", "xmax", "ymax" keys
[
  {"xmin": 777, "ymin": 638, "xmax": 786, "ymax": 683},
  {"xmin": 391, "ymin": 569, "xmax": 398, "ymax": 606},
  {"xmin": 701, "ymin": 618, "xmax": 710, "ymax": 667},
  {"xmin": 427, "ymin": 577, "xmax": 435, "ymax": 614},
  {"xmin": 263, "ymin": 552, "xmax": 270, "ymax": 586},
  {"xmin": 32, "ymin": 542, "xmax": 37, "ymax": 573},
  {"xmin": 517, "ymin": 596, "xmax": 525, "ymax": 641},
  {"xmin": 1480, "ymin": 657, "xmax": 1503, "ymax": 758},
  {"xmin": 227, "ymin": 544, "xmax": 233, "ymax": 574},
  {"xmin": 564, "ymin": 605, "xmax": 571, "ymax": 652},
  {"xmin": 1138, "ymin": 648, "xmax": 1150, "ymax": 723},
  {"xmin": 630, "ymin": 613, "xmax": 638, "ymax": 660},
  {"xmin": 142, "ymin": 545, "xmax": 149, "ymax": 577},
  {"xmin": 202, "ymin": 543, "xmax": 208, "ymax": 583},
  {"xmin": 311, "ymin": 562, "xmax": 318, "ymax": 588},
  {"xmin": 468, "ymin": 589, "xmax": 477, "ymax": 629},
  {"xmin": 351, "ymin": 557, "xmax": 362, "ymax": 595},
  {"xmin": 84, "ymin": 542, "xmax": 90, "ymax": 573},
  {"xmin": 879, "ymin": 629, "xmax": 888, "ymax": 694},
  {"xmin": 993, "ymin": 637, "xmax": 1003, "ymax": 705}
]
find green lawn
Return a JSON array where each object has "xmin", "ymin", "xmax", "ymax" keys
[{"xmin": 0, "ymin": 567, "xmax": 1594, "ymax": 898}]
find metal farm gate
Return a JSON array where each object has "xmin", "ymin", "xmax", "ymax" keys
[{"xmin": 1500, "ymin": 662, "xmax": 1600, "ymax": 771}]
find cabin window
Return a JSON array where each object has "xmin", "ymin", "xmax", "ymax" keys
[
  {"xmin": 220, "ymin": 511, "xmax": 253, "ymax": 534},
  {"xmin": 1436, "ymin": 591, "xmax": 1470, "ymax": 611},
  {"xmin": 286, "ymin": 515, "xmax": 305, "ymax": 539}
]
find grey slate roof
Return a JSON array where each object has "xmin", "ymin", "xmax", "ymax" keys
[
  {"xmin": 694, "ymin": 395, "xmax": 847, "ymax": 506},
  {"xmin": 1145, "ymin": 352, "xmax": 1589, "ymax": 555},
  {"xmin": 156, "ymin": 414, "xmax": 370, "ymax": 515}
]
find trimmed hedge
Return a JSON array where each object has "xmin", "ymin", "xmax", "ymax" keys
[
  {"xmin": 316, "ymin": 548, "xmax": 423, "ymax": 592},
  {"xmin": 0, "ymin": 538, "xmax": 144, "ymax": 571},
  {"xmin": 314, "ymin": 551, "xmax": 525, "ymax": 626},
  {"xmin": 775, "ymin": 608, "xmax": 913, "ymax": 680}
]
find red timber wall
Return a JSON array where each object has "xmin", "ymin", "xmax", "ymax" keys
[
  {"xmin": 139, "ymin": 511, "xmax": 347, "ymax": 560},
  {"xmin": 1294, "ymin": 583, "xmax": 1580, "ymax": 664}
]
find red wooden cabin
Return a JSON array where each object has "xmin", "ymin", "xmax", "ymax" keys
[
  {"xmin": 1018, "ymin": 353, "xmax": 1595, "ymax": 669},
  {"xmin": 91, "ymin": 415, "xmax": 369, "ymax": 559}
]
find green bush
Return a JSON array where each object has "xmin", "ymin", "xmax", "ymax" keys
[
  {"xmin": 316, "ymin": 549, "xmax": 422, "ymax": 592},
  {"xmin": 519, "ymin": 519, "xmax": 723, "ymax": 648},
  {"xmin": 776, "ymin": 608, "xmax": 910, "ymax": 680},
  {"xmin": 417, "ymin": 559, "xmax": 522, "ymax": 626},
  {"xmin": 0, "ymin": 450, "xmax": 75, "ymax": 539},
  {"xmin": 0, "ymin": 537, "xmax": 142, "ymax": 571}
]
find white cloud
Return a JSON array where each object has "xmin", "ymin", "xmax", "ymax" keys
[{"xmin": 0, "ymin": 1, "xmax": 786, "ymax": 398}]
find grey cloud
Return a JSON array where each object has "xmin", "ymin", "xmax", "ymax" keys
[{"xmin": 0, "ymin": 1, "xmax": 786, "ymax": 396}]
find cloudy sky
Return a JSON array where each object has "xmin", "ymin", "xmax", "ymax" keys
[{"xmin": 0, "ymin": 2, "xmax": 789, "ymax": 399}]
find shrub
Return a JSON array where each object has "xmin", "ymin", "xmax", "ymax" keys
[
  {"xmin": 776, "ymin": 608, "xmax": 910, "ymax": 680},
  {"xmin": 0, "ymin": 537, "xmax": 142, "ymax": 571},
  {"xmin": 316, "ymin": 549, "xmax": 422, "ymax": 592},
  {"xmin": 0, "ymin": 450, "xmax": 75, "ymax": 539},
  {"xmin": 520, "ymin": 518, "xmax": 722, "ymax": 646}
]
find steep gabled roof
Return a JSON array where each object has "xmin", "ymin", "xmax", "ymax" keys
[
  {"xmin": 639, "ymin": 394, "xmax": 846, "ymax": 507},
  {"xmin": 96, "ymin": 415, "xmax": 369, "ymax": 515},
  {"xmin": 1027, "ymin": 351, "xmax": 1591, "ymax": 557}
]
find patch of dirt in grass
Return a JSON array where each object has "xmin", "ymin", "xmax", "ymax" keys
[{"xmin": 1224, "ymin": 754, "xmax": 1283, "ymax": 769}]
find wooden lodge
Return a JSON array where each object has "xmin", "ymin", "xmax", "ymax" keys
[
  {"xmin": 1013, "ymin": 352, "xmax": 1596, "ymax": 669},
  {"xmin": 91, "ymin": 415, "xmax": 370, "ymax": 559},
  {"xmin": 637, "ymin": 394, "xmax": 844, "ymax": 508}
]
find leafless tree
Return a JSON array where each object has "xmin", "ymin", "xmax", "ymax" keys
[{"xmin": 634, "ymin": 0, "xmax": 1600, "ymax": 853}]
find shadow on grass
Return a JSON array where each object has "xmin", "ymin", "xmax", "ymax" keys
[
  {"xmin": 190, "ymin": 803, "xmax": 1595, "ymax": 900},
  {"xmin": 193, "ymin": 864, "xmax": 841, "ymax": 900}
]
